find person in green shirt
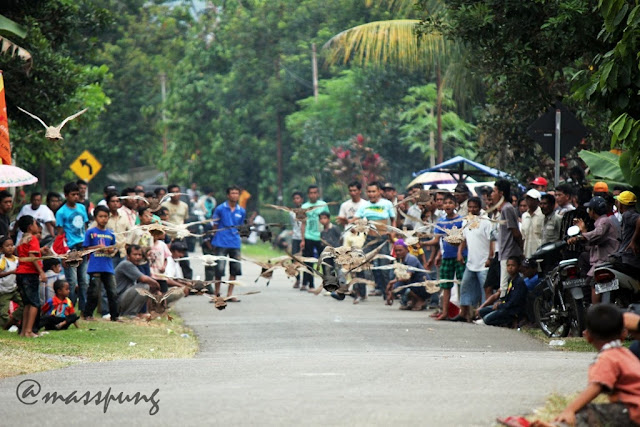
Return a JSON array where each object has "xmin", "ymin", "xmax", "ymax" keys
[{"xmin": 300, "ymin": 185, "xmax": 329, "ymax": 291}]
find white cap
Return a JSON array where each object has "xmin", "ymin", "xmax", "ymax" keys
[{"xmin": 525, "ymin": 189, "xmax": 541, "ymax": 201}]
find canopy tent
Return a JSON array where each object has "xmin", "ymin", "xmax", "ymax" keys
[{"xmin": 412, "ymin": 156, "xmax": 520, "ymax": 187}]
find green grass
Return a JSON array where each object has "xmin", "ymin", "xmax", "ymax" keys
[
  {"xmin": 241, "ymin": 241, "xmax": 285, "ymax": 262},
  {"xmin": 522, "ymin": 327, "xmax": 596, "ymax": 352},
  {"xmin": 523, "ymin": 392, "xmax": 608, "ymax": 424},
  {"xmin": 0, "ymin": 313, "xmax": 197, "ymax": 379}
]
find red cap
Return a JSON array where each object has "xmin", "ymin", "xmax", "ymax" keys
[{"xmin": 530, "ymin": 177, "xmax": 548, "ymax": 186}]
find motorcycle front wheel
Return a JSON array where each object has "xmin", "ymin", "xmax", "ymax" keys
[{"xmin": 534, "ymin": 294, "xmax": 569, "ymax": 338}]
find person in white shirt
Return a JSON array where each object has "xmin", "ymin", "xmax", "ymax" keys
[
  {"xmin": 337, "ymin": 181, "xmax": 367, "ymax": 250},
  {"xmin": 16, "ymin": 192, "xmax": 55, "ymax": 242},
  {"xmin": 456, "ymin": 197, "xmax": 493, "ymax": 322},
  {"xmin": 521, "ymin": 189, "xmax": 544, "ymax": 258}
]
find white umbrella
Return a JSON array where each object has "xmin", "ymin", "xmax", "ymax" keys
[
  {"xmin": 0, "ymin": 164, "xmax": 38, "ymax": 187},
  {"xmin": 407, "ymin": 171, "xmax": 470, "ymax": 188}
]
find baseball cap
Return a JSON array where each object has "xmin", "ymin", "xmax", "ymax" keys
[
  {"xmin": 525, "ymin": 189, "xmax": 541, "ymax": 201},
  {"xmin": 530, "ymin": 177, "xmax": 548, "ymax": 186},
  {"xmin": 454, "ymin": 183, "xmax": 470, "ymax": 193},
  {"xmin": 614, "ymin": 191, "xmax": 637, "ymax": 206},
  {"xmin": 593, "ymin": 181, "xmax": 609, "ymax": 193},
  {"xmin": 170, "ymin": 241, "xmax": 188, "ymax": 252},
  {"xmin": 584, "ymin": 196, "xmax": 608, "ymax": 215},
  {"xmin": 382, "ymin": 182, "xmax": 395, "ymax": 190},
  {"xmin": 103, "ymin": 185, "xmax": 117, "ymax": 193}
]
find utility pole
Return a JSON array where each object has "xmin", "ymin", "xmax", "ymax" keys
[
  {"xmin": 275, "ymin": 57, "xmax": 283, "ymax": 203},
  {"xmin": 312, "ymin": 43, "xmax": 319, "ymax": 101},
  {"xmin": 159, "ymin": 72, "xmax": 167, "ymax": 154}
]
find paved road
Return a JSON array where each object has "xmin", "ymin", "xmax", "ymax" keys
[{"xmin": 0, "ymin": 259, "xmax": 593, "ymax": 426}]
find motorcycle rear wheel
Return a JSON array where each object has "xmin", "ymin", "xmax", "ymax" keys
[
  {"xmin": 534, "ymin": 295, "xmax": 569, "ymax": 338},
  {"xmin": 565, "ymin": 292, "xmax": 585, "ymax": 337}
]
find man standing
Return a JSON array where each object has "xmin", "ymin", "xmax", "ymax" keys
[
  {"xmin": 382, "ymin": 182, "xmax": 397, "ymax": 205},
  {"xmin": 16, "ymin": 192, "xmax": 55, "ymax": 242},
  {"xmin": 46, "ymin": 192, "xmax": 63, "ymax": 215},
  {"xmin": 209, "ymin": 186, "xmax": 245, "ymax": 301},
  {"xmin": 540, "ymin": 194, "xmax": 563, "ymax": 244},
  {"xmin": 106, "ymin": 192, "xmax": 130, "ymax": 268},
  {"xmin": 118, "ymin": 187, "xmax": 138, "ymax": 229},
  {"xmin": 0, "ymin": 190, "xmax": 12, "ymax": 238},
  {"xmin": 354, "ymin": 181, "xmax": 396, "ymax": 301},
  {"xmin": 337, "ymin": 181, "xmax": 366, "ymax": 226},
  {"xmin": 55, "ymin": 182, "xmax": 89, "ymax": 310},
  {"xmin": 115, "ymin": 244, "xmax": 160, "ymax": 318},
  {"xmin": 162, "ymin": 184, "xmax": 190, "ymax": 225},
  {"xmin": 454, "ymin": 183, "xmax": 470, "ymax": 217},
  {"xmin": 530, "ymin": 177, "xmax": 548, "ymax": 193},
  {"xmin": 290, "ymin": 191, "xmax": 304, "ymax": 289},
  {"xmin": 521, "ymin": 189, "xmax": 544, "ymax": 258},
  {"xmin": 300, "ymin": 185, "xmax": 329, "ymax": 291},
  {"xmin": 555, "ymin": 184, "xmax": 576, "ymax": 215},
  {"xmin": 456, "ymin": 197, "xmax": 493, "ymax": 322},
  {"xmin": 492, "ymin": 179, "xmax": 523, "ymax": 297},
  {"xmin": 611, "ymin": 191, "xmax": 640, "ymax": 273},
  {"xmin": 77, "ymin": 179, "xmax": 93, "ymax": 217}
]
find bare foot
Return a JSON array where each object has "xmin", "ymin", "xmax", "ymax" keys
[{"xmin": 435, "ymin": 314, "xmax": 449, "ymax": 321}]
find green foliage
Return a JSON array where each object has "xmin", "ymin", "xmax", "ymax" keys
[
  {"xmin": 571, "ymin": 0, "xmax": 640, "ymax": 187},
  {"xmin": 578, "ymin": 150, "xmax": 628, "ymax": 187},
  {"xmin": 419, "ymin": 0, "xmax": 610, "ymax": 182},
  {"xmin": 398, "ymin": 83, "xmax": 476, "ymax": 160}
]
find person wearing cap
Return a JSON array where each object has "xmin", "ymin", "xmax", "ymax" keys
[
  {"xmin": 382, "ymin": 182, "xmax": 397, "ymax": 205},
  {"xmin": 530, "ymin": 177, "xmax": 548, "ymax": 193},
  {"xmin": 521, "ymin": 189, "xmax": 544, "ymax": 258},
  {"xmin": 98, "ymin": 184, "xmax": 118, "ymax": 207},
  {"xmin": 610, "ymin": 191, "xmax": 640, "ymax": 273},
  {"xmin": 568, "ymin": 196, "xmax": 619, "ymax": 303},
  {"xmin": 454, "ymin": 183, "xmax": 470, "ymax": 217},
  {"xmin": 593, "ymin": 181, "xmax": 609, "ymax": 195}
]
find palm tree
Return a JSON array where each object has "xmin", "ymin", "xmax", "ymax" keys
[
  {"xmin": 0, "ymin": 14, "xmax": 32, "ymax": 69},
  {"xmin": 322, "ymin": 1, "xmax": 478, "ymax": 165}
]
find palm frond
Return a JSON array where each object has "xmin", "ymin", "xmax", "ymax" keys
[{"xmin": 323, "ymin": 20, "xmax": 448, "ymax": 73}]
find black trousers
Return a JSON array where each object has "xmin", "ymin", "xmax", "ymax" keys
[{"xmin": 302, "ymin": 239, "xmax": 323, "ymax": 288}]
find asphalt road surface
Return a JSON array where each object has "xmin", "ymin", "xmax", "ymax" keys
[{"xmin": 0, "ymin": 258, "xmax": 594, "ymax": 426}]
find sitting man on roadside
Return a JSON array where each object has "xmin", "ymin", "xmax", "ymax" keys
[
  {"xmin": 386, "ymin": 240, "xmax": 429, "ymax": 310},
  {"xmin": 115, "ymin": 244, "xmax": 160, "ymax": 318},
  {"xmin": 475, "ymin": 256, "xmax": 527, "ymax": 327}
]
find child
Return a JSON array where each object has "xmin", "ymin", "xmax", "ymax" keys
[
  {"xmin": 39, "ymin": 279, "xmax": 79, "ymax": 330},
  {"xmin": 475, "ymin": 256, "xmax": 527, "ymax": 327},
  {"xmin": 15, "ymin": 215, "xmax": 47, "ymax": 337},
  {"xmin": 536, "ymin": 304, "xmax": 640, "ymax": 426},
  {"xmin": 425, "ymin": 193, "xmax": 467, "ymax": 320},
  {"xmin": 319, "ymin": 212, "xmax": 341, "ymax": 249},
  {"xmin": 149, "ymin": 229, "xmax": 171, "ymax": 293},
  {"xmin": 522, "ymin": 258, "xmax": 541, "ymax": 326},
  {"xmin": 0, "ymin": 236, "xmax": 20, "ymax": 330},
  {"xmin": 83, "ymin": 206, "xmax": 120, "ymax": 321},
  {"xmin": 42, "ymin": 258, "xmax": 64, "ymax": 306}
]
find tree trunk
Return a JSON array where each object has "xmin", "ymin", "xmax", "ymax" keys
[{"xmin": 436, "ymin": 64, "xmax": 443, "ymax": 164}]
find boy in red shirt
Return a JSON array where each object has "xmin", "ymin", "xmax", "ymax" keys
[
  {"xmin": 15, "ymin": 215, "xmax": 47, "ymax": 337},
  {"xmin": 39, "ymin": 279, "xmax": 78, "ymax": 330},
  {"xmin": 535, "ymin": 304, "xmax": 640, "ymax": 426}
]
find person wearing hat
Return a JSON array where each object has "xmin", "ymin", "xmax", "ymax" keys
[
  {"xmin": 454, "ymin": 183, "xmax": 470, "ymax": 217},
  {"xmin": 593, "ymin": 181, "xmax": 609, "ymax": 195},
  {"xmin": 610, "ymin": 191, "xmax": 640, "ymax": 273},
  {"xmin": 568, "ymin": 196, "xmax": 620, "ymax": 303},
  {"xmin": 521, "ymin": 189, "xmax": 544, "ymax": 258},
  {"xmin": 98, "ymin": 184, "xmax": 118, "ymax": 208},
  {"xmin": 382, "ymin": 182, "xmax": 397, "ymax": 205},
  {"xmin": 530, "ymin": 177, "xmax": 548, "ymax": 193}
]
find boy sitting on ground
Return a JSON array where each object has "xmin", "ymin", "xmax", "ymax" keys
[
  {"xmin": 39, "ymin": 279, "xmax": 79, "ymax": 330},
  {"xmin": 475, "ymin": 256, "xmax": 526, "ymax": 327},
  {"xmin": 533, "ymin": 304, "xmax": 640, "ymax": 426}
]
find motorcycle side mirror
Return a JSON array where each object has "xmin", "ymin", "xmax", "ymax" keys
[{"xmin": 567, "ymin": 225, "xmax": 581, "ymax": 237}]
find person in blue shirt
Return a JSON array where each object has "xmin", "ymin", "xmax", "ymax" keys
[
  {"xmin": 209, "ymin": 186, "xmax": 245, "ymax": 301},
  {"xmin": 522, "ymin": 257, "xmax": 541, "ymax": 325},
  {"xmin": 425, "ymin": 193, "xmax": 467, "ymax": 320},
  {"xmin": 82, "ymin": 206, "xmax": 120, "ymax": 321},
  {"xmin": 55, "ymin": 182, "xmax": 89, "ymax": 312}
]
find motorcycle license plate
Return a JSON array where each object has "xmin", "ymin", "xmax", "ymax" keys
[
  {"xmin": 563, "ymin": 278, "xmax": 586, "ymax": 289},
  {"xmin": 595, "ymin": 279, "xmax": 619, "ymax": 294}
]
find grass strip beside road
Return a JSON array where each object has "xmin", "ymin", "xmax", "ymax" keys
[
  {"xmin": 241, "ymin": 241, "xmax": 285, "ymax": 262},
  {"xmin": 0, "ymin": 314, "xmax": 197, "ymax": 379},
  {"xmin": 521, "ymin": 327, "xmax": 595, "ymax": 352}
]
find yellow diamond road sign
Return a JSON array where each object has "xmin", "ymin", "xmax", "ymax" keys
[{"xmin": 70, "ymin": 150, "xmax": 102, "ymax": 182}]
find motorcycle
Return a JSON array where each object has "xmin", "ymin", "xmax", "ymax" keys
[
  {"xmin": 533, "ymin": 226, "xmax": 589, "ymax": 337},
  {"xmin": 593, "ymin": 259, "xmax": 640, "ymax": 308}
]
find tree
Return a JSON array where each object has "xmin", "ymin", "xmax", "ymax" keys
[
  {"xmin": 419, "ymin": 0, "xmax": 610, "ymax": 181},
  {"xmin": 398, "ymin": 83, "xmax": 476, "ymax": 162}
]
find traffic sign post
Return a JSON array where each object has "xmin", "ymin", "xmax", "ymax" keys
[
  {"xmin": 70, "ymin": 150, "xmax": 102, "ymax": 182},
  {"xmin": 527, "ymin": 102, "xmax": 587, "ymax": 187}
]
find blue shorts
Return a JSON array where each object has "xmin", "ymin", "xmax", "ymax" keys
[
  {"xmin": 460, "ymin": 267, "xmax": 488, "ymax": 306},
  {"xmin": 17, "ymin": 274, "xmax": 41, "ymax": 308}
]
